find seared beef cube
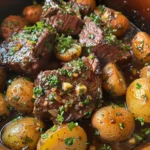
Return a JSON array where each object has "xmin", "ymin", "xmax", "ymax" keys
[
  {"xmin": 91, "ymin": 43, "xmax": 132, "ymax": 68},
  {"xmin": 49, "ymin": 13, "xmax": 84, "ymax": 35},
  {"xmin": 33, "ymin": 56, "xmax": 102, "ymax": 123},
  {"xmin": 0, "ymin": 22, "xmax": 56, "ymax": 77},
  {"xmin": 79, "ymin": 16, "xmax": 103, "ymax": 47}
]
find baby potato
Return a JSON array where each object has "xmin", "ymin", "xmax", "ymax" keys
[
  {"xmin": 54, "ymin": 43, "xmax": 82, "ymax": 62},
  {"xmin": 140, "ymin": 65, "xmax": 150, "ymax": 78},
  {"xmin": 126, "ymin": 78, "xmax": 150, "ymax": 122},
  {"xmin": 102, "ymin": 62, "xmax": 127, "ymax": 96},
  {"xmin": 1, "ymin": 117, "xmax": 44, "ymax": 150},
  {"xmin": 23, "ymin": 5, "xmax": 42, "ymax": 24},
  {"xmin": 0, "ymin": 93, "xmax": 9, "ymax": 117},
  {"xmin": 0, "ymin": 68, "xmax": 7, "ymax": 92},
  {"xmin": 37, "ymin": 124, "xmax": 87, "ymax": 150},
  {"xmin": 132, "ymin": 32, "xmax": 150, "ymax": 63},
  {"xmin": 94, "ymin": 6, "xmax": 130, "ymax": 37},
  {"xmin": 92, "ymin": 105, "xmax": 135, "ymax": 142},
  {"xmin": 1, "ymin": 15, "xmax": 27, "ymax": 39},
  {"xmin": 6, "ymin": 77, "xmax": 34, "ymax": 114},
  {"xmin": 75, "ymin": 0, "xmax": 96, "ymax": 11}
]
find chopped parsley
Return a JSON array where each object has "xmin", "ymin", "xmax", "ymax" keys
[
  {"xmin": 23, "ymin": 136, "xmax": 33, "ymax": 144},
  {"xmin": 89, "ymin": 13, "xmax": 101, "ymax": 26},
  {"xmin": 64, "ymin": 137, "xmax": 76, "ymax": 146},
  {"xmin": 68, "ymin": 122, "xmax": 78, "ymax": 131},
  {"xmin": 100, "ymin": 144, "xmax": 112, "ymax": 150},
  {"xmin": 48, "ymin": 92, "xmax": 56, "ymax": 101},
  {"xmin": 57, "ymin": 106, "xmax": 65, "ymax": 124},
  {"xmin": 135, "ymin": 117, "xmax": 145, "ymax": 126},
  {"xmin": 136, "ymin": 83, "xmax": 142, "ymax": 89},
  {"xmin": 56, "ymin": 34, "xmax": 74, "ymax": 54},
  {"xmin": 50, "ymin": 125, "xmax": 57, "ymax": 132},
  {"xmin": 46, "ymin": 75, "xmax": 59, "ymax": 87},
  {"xmin": 41, "ymin": 133, "xmax": 49, "ymax": 139},
  {"xmin": 33, "ymin": 86, "xmax": 44, "ymax": 97},
  {"xmin": 119, "ymin": 123, "xmax": 124, "ymax": 130},
  {"xmin": 94, "ymin": 129, "xmax": 100, "ymax": 135}
]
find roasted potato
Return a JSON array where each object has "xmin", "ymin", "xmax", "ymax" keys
[
  {"xmin": 0, "ymin": 93, "xmax": 9, "ymax": 117},
  {"xmin": 1, "ymin": 15, "xmax": 27, "ymax": 39},
  {"xmin": 92, "ymin": 105, "xmax": 135, "ymax": 142},
  {"xmin": 75, "ymin": 0, "xmax": 96, "ymax": 11},
  {"xmin": 1, "ymin": 117, "xmax": 44, "ymax": 150},
  {"xmin": 6, "ymin": 77, "xmax": 34, "ymax": 114},
  {"xmin": 140, "ymin": 65, "xmax": 150, "ymax": 78},
  {"xmin": 54, "ymin": 35, "xmax": 82, "ymax": 62},
  {"xmin": 132, "ymin": 32, "xmax": 150, "ymax": 63},
  {"xmin": 94, "ymin": 6, "xmax": 130, "ymax": 37},
  {"xmin": 126, "ymin": 78, "xmax": 150, "ymax": 122},
  {"xmin": 37, "ymin": 124, "xmax": 87, "ymax": 150},
  {"xmin": 23, "ymin": 5, "xmax": 42, "ymax": 24},
  {"xmin": 0, "ymin": 68, "xmax": 7, "ymax": 92},
  {"xmin": 102, "ymin": 62, "xmax": 127, "ymax": 96}
]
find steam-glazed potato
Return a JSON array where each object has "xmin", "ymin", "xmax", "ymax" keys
[
  {"xmin": 1, "ymin": 117, "xmax": 44, "ymax": 150},
  {"xmin": 140, "ymin": 65, "xmax": 150, "ymax": 78},
  {"xmin": 126, "ymin": 78, "xmax": 150, "ymax": 122},
  {"xmin": 37, "ymin": 124, "xmax": 87, "ymax": 150},
  {"xmin": 6, "ymin": 77, "xmax": 34, "ymax": 114},
  {"xmin": 92, "ymin": 105, "xmax": 135, "ymax": 142},
  {"xmin": 1, "ymin": 15, "xmax": 27, "ymax": 39},
  {"xmin": 54, "ymin": 35, "xmax": 82, "ymax": 62},
  {"xmin": 75, "ymin": 0, "xmax": 96, "ymax": 10},
  {"xmin": 102, "ymin": 62, "xmax": 127, "ymax": 96},
  {"xmin": 0, "ymin": 93, "xmax": 9, "ymax": 117},
  {"xmin": 54, "ymin": 43, "xmax": 82, "ymax": 62},
  {"xmin": 132, "ymin": 32, "xmax": 150, "ymax": 63},
  {"xmin": 23, "ymin": 5, "xmax": 42, "ymax": 24},
  {"xmin": 94, "ymin": 6, "xmax": 130, "ymax": 37},
  {"xmin": 0, "ymin": 68, "xmax": 7, "ymax": 92}
]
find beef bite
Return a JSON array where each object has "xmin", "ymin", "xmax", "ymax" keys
[
  {"xmin": 79, "ymin": 14, "xmax": 132, "ymax": 68},
  {"xmin": 33, "ymin": 56, "xmax": 102, "ymax": 123},
  {"xmin": 0, "ymin": 22, "xmax": 56, "ymax": 77},
  {"xmin": 41, "ymin": 0, "xmax": 84, "ymax": 35}
]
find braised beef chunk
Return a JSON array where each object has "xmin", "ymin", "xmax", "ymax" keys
[
  {"xmin": 91, "ymin": 43, "xmax": 132, "ymax": 68},
  {"xmin": 79, "ymin": 16, "xmax": 103, "ymax": 47},
  {"xmin": 49, "ymin": 13, "xmax": 84, "ymax": 35},
  {"xmin": 33, "ymin": 56, "xmax": 102, "ymax": 123},
  {"xmin": 41, "ymin": 0, "xmax": 84, "ymax": 35},
  {"xmin": 0, "ymin": 22, "xmax": 56, "ymax": 77}
]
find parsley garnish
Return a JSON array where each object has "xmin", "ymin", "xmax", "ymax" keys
[
  {"xmin": 33, "ymin": 86, "xmax": 44, "ymax": 97},
  {"xmin": 64, "ymin": 137, "xmax": 76, "ymax": 146},
  {"xmin": 100, "ymin": 144, "xmax": 112, "ymax": 150},
  {"xmin": 119, "ymin": 123, "xmax": 124, "ymax": 130},
  {"xmin": 46, "ymin": 75, "xmax": 59, "ymax": 87},
  {"xmin": 50, "ymin": 125, "xmax": 57, "ymax": 132},
  {"xmin": 136, "ymin": 83, "xmax": 142, "ymax": 89},
  {"xmin": 41, "ymin": 133, "xmax": 49, "ymax": 139},
  {"xmin": 135, "ymin": 117, "xmax": 145, "ymax": 126},
  {"xmin": 68, "ymin": 122, "xmax": 78, "ymax": 131},
  {"xmin": 23, "ymin": 136, "xmax": 33, "ymax": 144}
]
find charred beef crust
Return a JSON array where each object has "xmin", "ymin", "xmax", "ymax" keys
[
  {"xmin": 79, "ymin": 16, "xmax": 132, "ymax": 68},
  {"xmin": 49, "ymin": 13, "xmax": 84, "ymax": 35},
  {"xmin": 33, "ymin": 57, "xmax": 102, "ymax": 123},
  {"xmin": 79, "ymin": 16, "xmax": 103, "ymax": 47},
  {"xmin": 91, "ymin": 44, "xmax": 132, "ymax": 68},
  {"xmin": 0, "ymin": 23, "xmax": 56, "ymax": 77}
]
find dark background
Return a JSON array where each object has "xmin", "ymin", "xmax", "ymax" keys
[{"xmin": 0, "ymin": 0, "xmax": 150, "ymax": 33}]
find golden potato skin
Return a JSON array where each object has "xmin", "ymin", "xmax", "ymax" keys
[
  {"xmin": 1, "ymin": 15, "xmax": 27, "ymax": 39},
  {"xmin": 102, "ymin": 62, "xmax": 127, "ymax": 96},
  {"xmin": 126, "ymin": 78, "xmax": 150, "ymax": 122},
  {"xmin": 0, "ymin": 93, "xmax": 9, "ymax": 117},
  {"xmin": 140, "ymin": 65, "xmax": 150, "ymax": 78},
  {"xmin": 92, "ymin": 105, "xmax": 135, "ymax": 142},
  {"xmin": 23, "ymin": 5, "xmax": 42, "ymax": 24},
  {"xmin": 132, "ymin": 32, "xmax": 150, "ymax": 63},
  {"xmin": 75, "ymin": 0, "xmax": 96, "ymax": 11},
  {"xmin": 1, "ymin": 117, "xmax": 44, "ymax": 150},
  {"xmin": 6, "ymin": 77, "xmax": 34, "ymax": 114},
  {"xmin": 54, "ymin": 44, "xmax": 82, "ymax": 62},
  {"xmin": 94, "ymin": 6, "xmax": 130, "ymax": 37},
  {"xmin": 37, "ymin": 124, "xmax": 87, "ymax": 150},
  {"xmin": 0, "ymin": 68, "xmax": 7, "ymax": 92}
]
